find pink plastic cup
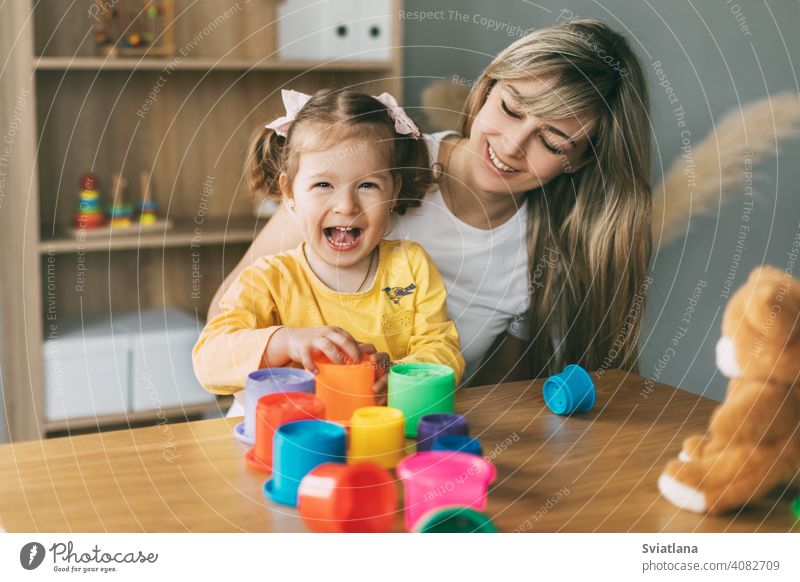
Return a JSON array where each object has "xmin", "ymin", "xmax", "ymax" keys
[{"xmin": 396, "ymin": 451, "xmax": 495, "ymax": 531}]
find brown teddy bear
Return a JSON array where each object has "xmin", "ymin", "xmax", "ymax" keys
[{"xmin": 658, "ymin": 266, "xmax": 800, "ymax": 514}]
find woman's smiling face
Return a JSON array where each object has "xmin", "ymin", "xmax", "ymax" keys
[{"xmin": 466, "ymin": 77, "xmax": 592, "ymax": 194}]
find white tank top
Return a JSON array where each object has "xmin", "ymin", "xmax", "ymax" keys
[{"xmin": 387, "ymin": 131, "xmax": 531, "ymax": 383}]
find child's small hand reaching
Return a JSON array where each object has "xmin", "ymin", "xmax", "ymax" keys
[
  {"xmin": 277, "ymin": 326, "xmax": 364, "ymax": 372},
  {"xmin": 359, "ymin": 343, "xmax": 393, "ymax": 405}
]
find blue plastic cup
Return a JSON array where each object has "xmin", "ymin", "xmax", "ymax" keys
[
  {"xmin": 542, "ymin": 364, "xmax": 596, "ymax": 415},
  {"xmin": 263, "ymin": 420, "xmax": 346, "ymax": 507},
  {"xmin": 416, "ymin": 413, "xmax": 469, "ymax": 452},
  {"xmin": 431, "ymin": 434, "xmax": 483, "ymax": 456},
  {"xmin": 236, "ymin": 368, "xmax": 316, "ymax": 445}
]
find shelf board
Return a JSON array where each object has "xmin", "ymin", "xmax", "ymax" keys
[
  {"xmin": 34, "ymin": 56, "xmax": 393, "ymax": 73},
  {"xmin": 43, "ymin": 398, "xmax": 232, "ymax": 434},
  {"xmin": 39, "ymin": 217, "xmax": 265, "ymax": 254}
]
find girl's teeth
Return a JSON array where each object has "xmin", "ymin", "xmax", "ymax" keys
[{"xmin": 488, "ymin": 144, "xmax": 517, "ymax": 173}]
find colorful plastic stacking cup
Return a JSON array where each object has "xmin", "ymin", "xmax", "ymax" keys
[
  {"xmin": 388, "ymin": 363, "xmax": 455, "ymax": 437},
  {"xmin": 416, "ymin": 413, "xmax": 468, "ymax": 453},
  {"xmin": 396, "ymin": 451, "xmax": 495, "ymax": 531},
  {"xmin": 792, "ymin": 496, "xmax": 800, "ymax": 520},
  {"xmin": 313, "ymin": 357, "xmax": 376, "ymax": 425},
  {"xmin": 431, "ymin": 434, "xmax": 483, "ymax": 457},
  {"xmin": 246, "ymin": 392, "xmax": 326, "ymax": 473},
  {"xmin": 348, "ymin": 406, "xmax": 406, "ymax": 469},
  {"xmin": 413, "ymin": 506, "xmax": 498, "ymax": 533},
  {"xmin": 263, "ymin": 420, "xmax": 346, "ymax": 507},
  {"xmin": 235, "ymin": 367, "xmax": 316, "ymax": 445},
  {"xmin": 542, "ymin": 364, "xmax": 596, "ymax": 415},
  {"xmin": 298, "ymin": 462, "xmax": 397, "ymax": 532}
]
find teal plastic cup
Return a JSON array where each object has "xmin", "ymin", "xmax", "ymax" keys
[
  {"xmin": 388, "ymin": 363, "xmax": 455, "ymax": 437},
  {"xmin": 413, "ymin": 506, "xmax": 498, "ymax": 533},
  {"xmin": 542, "ymin": 364, "xmax": 596, "ymax": 415}
]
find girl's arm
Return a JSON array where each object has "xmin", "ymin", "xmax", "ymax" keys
[
  {"xmin": 207, "ymin": 205, "xmax": 303, "ymax": 320},
  {"xmin": 193, "ymin": 261, "xmax": 283, "ymax": 394},
  {"xmin": 397, "ymin": 243, "xmax": 466, "ymax": 383}
]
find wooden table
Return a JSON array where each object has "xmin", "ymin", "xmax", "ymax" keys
[{"xmin": 1, "ymin": 369, "xmax": 797, "ymax": 532}]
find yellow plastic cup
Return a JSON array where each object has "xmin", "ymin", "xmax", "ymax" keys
[{"xmin": 348, "ymin": 406, "xmax": 406, "ymax": 469}]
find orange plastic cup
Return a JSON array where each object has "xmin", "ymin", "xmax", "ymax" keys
[
  {"xmin": 313, "ymin": 357, "xmax": 376, "ymax": 425},
  {"xmin": 246, "ymin": 392, "xmax": 326, "ymax": 473},
  {"xmin": 298, "ymin": 462, "xmax": 397, "ymax": 532}
]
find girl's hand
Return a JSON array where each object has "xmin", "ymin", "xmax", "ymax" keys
[
  {"xmin": 359, "ymin": 343, "xmax": 392, "ymax": 405},
  {"xmin": 279, "ymin": 326, "xmax": 364, "ymax": 373}
]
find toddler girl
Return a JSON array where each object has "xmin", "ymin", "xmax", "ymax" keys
[{"xmin": 193, "ymin": 89, "xmax": 464, "ymax": 403}]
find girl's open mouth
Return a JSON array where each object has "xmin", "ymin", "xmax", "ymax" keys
[{"xmin": 323, "ymin": 226, "xmax": 363, "ymax": 251}]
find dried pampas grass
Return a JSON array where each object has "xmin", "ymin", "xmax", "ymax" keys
[
  {"xmin": 652, "ymin": 92, "xmax": 800, "ymax": 246},
  {"xmin": 421, "ymin": 79, "xmax": 470, "ymax": 132}
]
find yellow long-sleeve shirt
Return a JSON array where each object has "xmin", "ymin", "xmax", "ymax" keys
[{"xmin": 193, "ymin": 239, "xmax": 464, "ymax": 395}]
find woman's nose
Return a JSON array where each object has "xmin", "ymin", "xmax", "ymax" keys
[{"xmin": 500, "ymin": 123, "xmax": 534, "ymax": 159}]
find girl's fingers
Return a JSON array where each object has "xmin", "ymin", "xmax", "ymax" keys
[
  {"xmin": 323, "ymin": 330, "xmax": 363, "ymax": 363},
  {"xmin": 299, "ymin": 346, "xmax": 318, "ymax": 374},
  {"xmin": 358, "ymin": 342, "xmax": 377, "ymax": 356},
  {"xmin": 313, "ymin": 336, "xmax": 346, "ymax": 364},
  {"xmin": 372, "ymin": 375, "xmax": 388, "ymax": 405}
]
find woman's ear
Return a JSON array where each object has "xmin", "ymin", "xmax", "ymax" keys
[{"xmin": 278, "ymin": 172, "xmax": 291, "ymax": 197}]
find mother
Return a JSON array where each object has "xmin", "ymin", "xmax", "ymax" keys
[{"xmin": 209, "ymin": 18, "xmax": 652, "ymax": 385}]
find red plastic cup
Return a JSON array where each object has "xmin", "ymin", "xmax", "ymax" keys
[
  {"xmin": 298, "ymin": 462, "xmax": 397, "ymax": 532},
  {"xmin": 246, "ymin": 392, "xmax": 326, "ymax": 473},
  {"xmin": 313, "ymin": 357, "xmax": 376, "ymax": 425}
]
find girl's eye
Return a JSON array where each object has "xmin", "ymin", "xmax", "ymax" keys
[
  {"xmin": 313, "ymin": 182, "xmax": 332, "ymax": 189},
  {"xmin": 539, "ymin": 136, "xmax": 561, "ymax": 155},
  {"xmin": 358, "ymin": 182, "xmax": 379, "ymax": 189},
  {"xmin": 501, "ymin": 99, "xmax": 522, "ymax": 119}
]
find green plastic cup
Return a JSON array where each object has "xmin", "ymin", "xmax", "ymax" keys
[
  {"xmin": 413, "ymin": 506, "xmax": 498, "ymax": 533},
  {"xmin": 388, "ymin": 363, "xmax": 455, "ymax": 437}
]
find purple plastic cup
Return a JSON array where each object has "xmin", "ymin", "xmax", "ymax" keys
[{"xmin": 416, "ymin": 413, "xmax": 468, "ymax": 452}]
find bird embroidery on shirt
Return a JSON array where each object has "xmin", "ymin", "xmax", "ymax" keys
[{"xmin": 383, "ymin": 283, "xmax": 416, "ymax": 305}]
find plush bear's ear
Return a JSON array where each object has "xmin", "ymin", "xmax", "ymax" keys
[{"xmin": 744, "ymin": 267, "xmax": 800, "ymax": 343}]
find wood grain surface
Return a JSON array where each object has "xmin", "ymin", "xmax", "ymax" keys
[{"xmin": 1, "ymin": 369, "xmax": 797, "ymax": 532}]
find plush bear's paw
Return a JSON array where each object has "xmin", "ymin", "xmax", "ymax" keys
[{"xmin": 658, "ymin": 472, "xmax": 707, "ymax": 513}]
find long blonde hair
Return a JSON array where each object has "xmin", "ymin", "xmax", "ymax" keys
[{"xmin": 462, "ymin": 19, "xmax": 652, "ymax": 376}]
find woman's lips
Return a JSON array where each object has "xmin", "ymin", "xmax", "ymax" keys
[{"xmin": 485, "ymin": 142, "xmax": 521, "ymax": 176}]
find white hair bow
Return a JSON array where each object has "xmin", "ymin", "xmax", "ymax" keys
[{"xmin": 265, "ymin": 89, "xmax": 419, "ymax": 139}]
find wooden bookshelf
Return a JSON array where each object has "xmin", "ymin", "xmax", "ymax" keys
[{"xmin": 1, "ymin": 0, "xmax": 405, "ymax": 442}]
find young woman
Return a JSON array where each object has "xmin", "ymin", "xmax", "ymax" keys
[{"xmin": 209, "ymin": 18, "xmax": 652, "ymax": 385}]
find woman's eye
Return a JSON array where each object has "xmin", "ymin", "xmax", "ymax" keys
[
  {"xmin": 539, "ymin": 136, "xmax": 561, "ymax": 155},
  {"xmin": 501, "ymin": 99, "xmax": 522, "ymax": 119}
]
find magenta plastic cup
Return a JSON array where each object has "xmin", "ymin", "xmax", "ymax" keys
[{"xmin": 396, "ymin": 451, "xmax": 495, "ymax": 531}]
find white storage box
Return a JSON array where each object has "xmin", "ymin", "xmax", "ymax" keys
[
  {"xmin": 43, "ymin": 316, "xmax": 130, "ymax": 421},
  {"xmin": 277, "ymin": 0, "xmax": 391, "ymax": 62},
  {"xmin": 113, "ymin": 308, "xmax": 211, "ymax": 412}
]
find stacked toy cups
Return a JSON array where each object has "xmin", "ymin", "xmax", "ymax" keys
[
  {"xmin": 264, "ymin": 419, "xmax": 346, "ymax": 507},
  {"xmin": 396, "ymin": 451, "xmax": 495, "ymax": 531},
  {"xmin": 246, "ymin": 392, "xmax": 326, "ymax": 473},
  {"xmin": 388, "ymin": 363, "xmax": 456, "ymax": 437},
  {"xmin": 235, "ymin": 368, "xmax": 316, "ymax": 445},
  {"xmin": 313, "ymin": 357, "xmax": 376, "ymax": 425},
  {"xmin": 348, "ymin": 406, "xmax": 406, "ymax": 469},
  {"xmin": 298, "ymin": 462, "xmax": 397, "ymax": 532}
]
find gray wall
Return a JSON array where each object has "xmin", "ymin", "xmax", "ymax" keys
[{"xmin": 402, "ymin": 0, "xmax": 800, "ymax": 400}]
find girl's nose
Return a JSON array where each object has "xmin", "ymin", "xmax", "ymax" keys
[{"xmin": 331, "ymin": 188, "xmax": 359, "ymax": 215}]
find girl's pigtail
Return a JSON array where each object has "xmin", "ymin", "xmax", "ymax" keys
[
  {"xmin": 393, "ymin": 135, "xmax": 434, "ymax": 215},
  {"xmin": 247, "ymin": 126, "xmax": 285, "ymax": 200}
]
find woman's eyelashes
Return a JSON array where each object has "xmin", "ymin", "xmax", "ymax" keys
[{"xmin": 500, "ymin": 98, "xmax": 562, "ymax": 156}]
